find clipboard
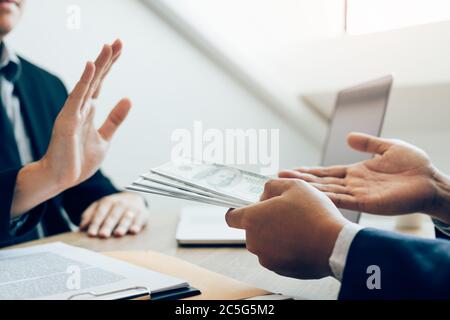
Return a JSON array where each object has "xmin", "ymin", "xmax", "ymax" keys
[
  {"xmin": 66, "ymin": 286, "xmax": 151, "ymax": 300},
  {"xmin": 0, "ymin": 242, "xmax": 199, "ymax": 301},
  {"xmin": 66, "ymin": 285, "xmax": 201, "ymax": 300},
  {"xmin": 104, "ymin": 250, "xmax": 271, "ymax": 300}
]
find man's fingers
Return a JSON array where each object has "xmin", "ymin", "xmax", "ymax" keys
[
  {"xmin": 284, "ymin": 165, "xmax": 348, "ymax": 178},
  {"xmin": 129, "ymin": 212, "xmax": 147, "ymax": 234},
  {"xmin": 325, "ymin": 192, "xmax": 359, "ymax": 211},
  {"xmin": 103, "ymin": 39, "xmax": 123, "ymax": 75},
  {"xmin": 98, "ymin": 98, "xmax": 132, "ymax": 141},
  {"xmin": 347, "ymin": 132, "xmax": 393, "ymax": 155},
  {"xmin": 92, "ymin": 45, "xmax": 113, "ymax": 85},
  {"xmin": 93, "ymin": 39, "xmax": 123, "ymax": 99},
  {"xmin": 66, "ymin": 62, "xmax": 95, "ymax": 113},
  {"xmin": 79, "ymin": 202, "xmax": 98, "ymax": 230},
  {"xmin": 81, "ymin": 45, "xmax": 113, "ymax": 111},
  {"xmin": 87, "ymin": 201, "xmax": 112, "ymax": 237},
  {"xmin": 310, "ymin": 183, "xmax": 350, "ymax": 195},
  {"xmin": 278, "ymin": 170, "xmax": 345, "ymax": 186},
  {"xmin": 98, "ymin": 205, "xmax": 123, "ymax": 238},
  {"xmin": 110, "ymin": 39, "xmax": 123, "ymax": 63},
  {"xmin": 260, "ymin": 179, "xmax": 302, "ymax": 201},
  {"xmin": 113, "ymin": 210, "xmax": 135, "ymax": 237},
  {"xmin": 82, "ymin": 45, "xmax": 113, "ymax": 109},
  {"xmin": 278, "ymin": 170, "xmax": 300, "ymax": 179}
]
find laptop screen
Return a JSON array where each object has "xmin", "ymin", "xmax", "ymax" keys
[{"xmin": 321, "ymin": 75, "xmax": 393, "ymax": 223}]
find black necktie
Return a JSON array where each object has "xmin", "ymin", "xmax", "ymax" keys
[{"xmin": 0, "ymin": 64, "xmax": 22, "ymax": 169}]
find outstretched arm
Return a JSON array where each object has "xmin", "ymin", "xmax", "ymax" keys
[
  {"xmin": 225, "ymin": 179, "xmax": 450, "ymax": 299},
  {"xmin": 279, "ymin": 133, "xmax": 450, "ymax": 224}
]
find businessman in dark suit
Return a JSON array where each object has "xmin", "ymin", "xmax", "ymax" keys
[
  {"xmin": 226, "ymin": 133, "xmax": 450, "ymax": 299},
  {"xmin": 0, "ymin": 0, "xmax": 149, "ymax": 247}
]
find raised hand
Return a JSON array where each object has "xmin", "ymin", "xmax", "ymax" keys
[
  {"xmin": 279, "ymin": 133, "xmax": 450, "ymax": 224},
  {"xmin": 42, "ymin": 41, "xmax": 131, "ymax": 190},
  {"xmin": 11, "ymin": 41, "xmax": 131, "ymax": 218}
]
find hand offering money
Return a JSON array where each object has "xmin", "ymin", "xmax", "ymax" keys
[{"xmin": 127, "ymin": 160, "xmax": 269, "ymax": 208}]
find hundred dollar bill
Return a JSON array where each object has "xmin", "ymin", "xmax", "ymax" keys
[
  {"xmin": 140, "ymin": 172, "xmax": 250, "ymax": 205},
  {"xmin": 126, "ymin": 185, "xmax": 245, "ymax": 208},
  {"xmin": 151, "ymin": 160, "xmax": 269, "ymax": 204},
  {"xmin": 130, "ymin": 177, "xmax": 246, "ymax": 208}
]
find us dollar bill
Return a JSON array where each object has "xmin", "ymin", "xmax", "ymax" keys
[
  {"xmin": 151, "ymin": 160, "xmax": 269, "ymax": 204},
  {"xmin": 139, "ymin": 173, "xmax": 249, "ymax": 205},
  {"xmin": 126, "ymin": 185, "xmax": 245, "ymax": 208}
]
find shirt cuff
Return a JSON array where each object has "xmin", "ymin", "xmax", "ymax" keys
[
  {"xmin": 432, "ymin": 218, "xmax": 450, "ymax": 237},
  {"xmin": 329, "ymin": 223, "xmax": 365, "ymax": 281}
]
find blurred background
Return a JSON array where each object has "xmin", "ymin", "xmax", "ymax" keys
[{"xmin": 7, "ymin": 0, "xmax": 450, "ymax": 228}]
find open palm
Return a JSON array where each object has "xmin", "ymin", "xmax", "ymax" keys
[
  {"xmin": 42, "ymin": 40, "xmax": 131, "ymax": 189},
  {"xmin": 279, "ymin": 133, "xmax": 439, "ymax": 216}
]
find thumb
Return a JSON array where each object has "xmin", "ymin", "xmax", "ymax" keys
[
  {"xmin": 347, "ymin": 132, "xmax": 393, "ymax": 155},
  {"xmin": 98, "ymin": 98, "xmax": 132, "ymax": 141},
  {"xmin": 225, "ymin": 208, "xmax": 246, "ymax": 229},
  {"xmin": 225, "ymin": 197, "xmax": 280, "ymax": 230}
]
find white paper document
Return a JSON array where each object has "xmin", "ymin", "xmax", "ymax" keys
[{"xmin": 0, "ymin": 242, "xmax": 188, "ymax": 300}]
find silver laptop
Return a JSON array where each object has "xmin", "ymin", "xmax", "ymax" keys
[{"xmin": 322, "ymin": 75, "xmax": 393, "ymax": 223}]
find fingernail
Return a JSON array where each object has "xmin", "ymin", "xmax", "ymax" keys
[
  {"xmin": 114, "ymin": 230, "xmax": 124, "ymax": 237},
  {"xmin": 100, "ymin": 230, "xmax": 112, "ymax": 238},
  {"xmin": 130, "ymin": 227, "xmax": 139, "ymax": 234},
  {"xmin": 88, "ymin": 226, "xmax": 98, "ymax": 234},
  {"xmin": 88, "ymin": 231, "xmax": 97, "ymax": 237}
]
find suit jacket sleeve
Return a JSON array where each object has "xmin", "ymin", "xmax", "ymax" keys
[
  {"xmin": 0, "ymin": 168, "xmax": 46, "ymax": 244},
  {"xmin": 339, "ymin": 228, "xmax": 450, "ymax": 300}
]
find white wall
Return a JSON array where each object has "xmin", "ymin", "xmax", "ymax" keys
[
  {"xmin": 7, "ymin": 0, "xmax": 319, "ymax": 213},
  {"xmin": 144, "ymin": 0, "xmax": 345, "ymax": 143}
]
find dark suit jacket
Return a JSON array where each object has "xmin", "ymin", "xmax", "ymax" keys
[
  {"xmin": 0, "ymin": 57, "xmax": 119, "ymax": 248},
  {"xmin": 339, "ymin": 228, "xmax": 450, "ymax": 299}
]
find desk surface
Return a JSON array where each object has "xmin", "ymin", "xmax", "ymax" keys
[{"xmin": 12, "ymin": 212, "xmax": 435, "ymax": 300}]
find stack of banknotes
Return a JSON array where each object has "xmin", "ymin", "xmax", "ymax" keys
[{"xmin": 126, "ymin": 160, "xmax": 270, "ymax": 208}]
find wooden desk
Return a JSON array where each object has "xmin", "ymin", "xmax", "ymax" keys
[{"xmin": 11, "ymin": 212, "xmax": 434, "ymax": 300}]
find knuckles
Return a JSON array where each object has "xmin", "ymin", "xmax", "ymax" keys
[
  {"xmin": 240, "ymin": 212, "xmax": 259, "ymax": 231},
  {"xmin": 262, "ymin": 179, "xmax": 276, "ymax": 197},
  {"xmin": 124, "ymin": 210, "xmax": 135, "ymax": 220}
]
